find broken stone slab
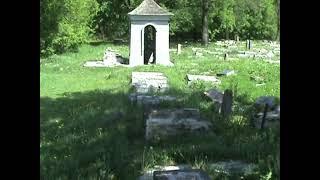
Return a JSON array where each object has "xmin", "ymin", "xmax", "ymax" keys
[
  {"xmin": 103, "ymin": 48, "xmax": 124, "ymax": 64},
  {"xmin": 204, "ymin": 89, "xmax": 223, "ymax": 104},
  {"xmin": 237, "ymin": 54, "xmax": 255, "ymax": 58},
  {"xmin": 208, "ymin": 160, "xmax": 258, "ymax": 176},
  {"xmin": 195, "ymin": 51, "xmax": 204, "ymax": 57},
  {"xmin": 129, "ymin": 93, "xmax": 177, "ymax": 106},
  {"xmin": 255, "ymin": 83, "xmax": 266, "ymax": 87},
  {"xmin": 192, "ymin": 47, "xmax": 205, "ymax": 52},
  {"xmin": 257, "ymin": 48, "xmax": 269, "ymax": 54},
  {"xmin": 250, "ymin": 76, "xmax": 264, "ymax": 83},
  {"xmin": 213, "ymin": 48, "xmax": 227, "ymax": 52},
  {"xmin": 145, "ymin": 108, "xmax": 212, "ymax": 141},
  {"xmin": 265, "ymin": 60, "xmax": 280, "ymax": 64},
  {"xmin": 244, "ymin": 51, "xmax": 257, "ymax": 55},
  {"xmin": 216, "ymin": 70, "xmax": 236, "ymax": 77},
  {"xmin": 83, "ymin": 61, "xmax": 129, "ymax": 67},
  {"xmin": 203, "ymin": 50, "xmax": 223, "ymax": 55},
  {"xmin": 154, "ymin": 169, "xmax": 211, "ymax": 180},
  {"xmin": 186, "ymin": 74, "xmax": 221, "ymax": 85},
  {"xmin": 227, "ymin": 45, "xmax": 238, "ymax": 49},
  {"xmin": 139, "ymin": 165, "xmax": 193, "ymax": 180},
  {"xmin": 253, "ymin": 110, "xmax": 280, "ymax": 129},
  {"xmin": 204, "ymin": 89, "xmax": 233, "ymax": 116},
  {"xmin": 132, "ymin": 72, "xmax": 169, "ymax": 93},
  {"xmin": 253, "ymin": 96, "xmax": 280, "ymax": 129},
  {"xmin": 254, "ymin": 96, "xmax": 278, "ymax": 109}
]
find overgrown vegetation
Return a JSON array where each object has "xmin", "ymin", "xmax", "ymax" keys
[
  {"xmin": 40, "ymin": 0, "xmax": 279, "ymax": 56},
  {"xmin": 40, "ymin": 42, "xmax": 279, "ymax": 179}
]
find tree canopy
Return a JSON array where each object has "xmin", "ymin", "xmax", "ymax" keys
[{"xmin": 40, "ymin": 0, "xmax": 279, "ymax": 56}]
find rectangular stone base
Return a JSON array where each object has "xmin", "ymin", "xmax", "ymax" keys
[
  {"xmin": 132, "ymin": 72, "xmax": 169, "ymax": 93},
  {"xmin": 145, "ymin": 108, "xmax": 212, "ymax": 141}
]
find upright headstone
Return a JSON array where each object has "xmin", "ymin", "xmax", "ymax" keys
[
  {"xmin": 224, "ymin": 53, "xmax": 228, "ymax": 60},
  {"xmin": 235, "ymin": 35, "xmax": 240, "ymax": 43},
  {"xmin": 246, "ymin": 40, "xmax": 252, "ymax": 50},
  {"xmin": 221, "ymin": 89, "xmax": 233, "ymax": 118},
  {"xmin": 177, "ymin": 44, "xmax": 182, "ymax": 55}
]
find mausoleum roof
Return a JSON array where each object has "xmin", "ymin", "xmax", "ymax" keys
[{"xmin": 128, "ymin": 0, "xmax": 173, "ymax": 16}]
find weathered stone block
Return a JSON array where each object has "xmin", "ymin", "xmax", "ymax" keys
[
  {"xmin": 186, "ymin": 74, "xmax": 221, "ymax": 85},
  {"xmin": 132, "ymin": 72, "xmax": 169, "ymax": 93},
  {"xmin": 145, "ymin": 108, "xmax": 212, "ymax": 141},
  {"xmin": 154, "ymin": 169, "xmax": 211, "ymax": 180}
]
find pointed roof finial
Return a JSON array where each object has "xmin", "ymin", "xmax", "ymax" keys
[{"xmin": 128, "ymin": 0, "xmax": 173, "ymax": 16}]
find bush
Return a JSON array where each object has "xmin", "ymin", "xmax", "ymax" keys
[{"xmin": 40, "ymin": 0, "xmax": 99, "ymax": 56}]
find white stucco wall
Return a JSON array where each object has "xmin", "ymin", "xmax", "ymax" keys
[{"xmin": 129, "ymin": 15, "xmax": 172, "ymax": 66}]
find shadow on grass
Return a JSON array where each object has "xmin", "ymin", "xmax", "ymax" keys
[
  {"xmin": 89, "ymin": 39, "xmax": 129, "ymax": 47},
  {"xmin": 40, "ymin": 88, "xmax": 279, "ymax": 179}
]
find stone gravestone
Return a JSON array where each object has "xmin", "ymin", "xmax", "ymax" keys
[
  {"xmin": 204, "ymin": 89, "xmax": 223, "ymax": 112},
  {"xmin": 221, "ymin": 89, "xmax": 233, "ymax": 118},
  {"xmin": 204, "ymin": 89, "xmax": 232, "ymax": 116},
  {"xmin": 177, "ymin": 44, "xmax": 182, "ymax": 55},
  {"xmin": 186, "ymin": 74, "xmax": 221, "ymax": 85},
  {"xmin": 129, "ymin": 93, "xmax": 176, "ymax": 106},
  {"xmin": 103, "ymin": 49, "xmax": 123, "ymax": 65},
  {"xmin": 224, "ymin": 53, "xmax": 228, "ymax": 60},
  {"xmin": 132, "ymin": 72, "xmax": 169, "ymax": 93},
  {"xmin": 209, "ymin": 160, "xmax": 258, "ymax": 177},
  {"xmin": 216, "ymin": 70, "xmax": 236, "ymax": 77},
  {"xmin": 145, "ymin": 108, "xmax": 212, "ymax": 141},
  {"xmin": 235, "ymin": 35, "xmax": 240, "ymax": 43},
  {"xmin": 153, "ymin": 169, "xmax": 211, "ymax": 180},
  {"xmin": 253, "ymin": 96, "xmax": 280, "ymax": 129},
  {"xmin": 246, "ymin": 40, "xmax": 252, "ymax": 50},
  {"xmin": 139, "ymin": 165, "xmax": 193, "ymax": 180}
]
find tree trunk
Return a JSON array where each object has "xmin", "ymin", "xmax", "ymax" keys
[
  {"xmin": 277, "ymin": 0, "xmax": 280, "ymax": 41},
  {"xmin": 202, "ymin": 0, "xmax": 209, "ymax": 46},
  {"xmin": 275, "ymin": 0, "xmax": 280, "ymax": 41},
  {"xmin": 226, "ymin": 29, "xmax": 229, "ymax": 40}
]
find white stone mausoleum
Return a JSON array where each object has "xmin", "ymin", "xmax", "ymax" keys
[{"xmin": 128, "ymin": 0, "xmax": 173, "ymax": 66}]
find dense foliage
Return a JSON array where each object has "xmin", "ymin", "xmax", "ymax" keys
[
  {"xmin": 40, "ymin": 0, "xmax": 99, "ymax": 56},
  {"xmin": 40, "ymin": 0, "xmax": 279, "ymax": 56}
]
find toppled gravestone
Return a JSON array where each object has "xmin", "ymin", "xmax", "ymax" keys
[
  {"xmin": 154, "ymin": 169, "xmax": 211, "ymax": 180},
  {"xmin": 132, "ymin": 72, "xmax": 169, "ymax": 93},
  {"xmin": 84, "ymin": 48, "xmax": 127, "ymax": 67},
  {"xmin": 129, "ymin": 93, "xmax": 177, "ymax": 106},
  {"xmin": 216, "ymin": 70, "xmax": 236, "ymax": 77},
  {"xmin": 204, "ymin": 89, "xmax": 223, "ymax": 112},
  {"xmin": 253, "ymin": 96, "xmax": 280, "ymax": 129},
  {"xmin": 103, "ymin": 49, "xmax": 124, "ymax": 64},
  {"xmin": 204, "ymin": 89, "xmax": 233, "ymax": 117},
  {"xmin": 145, "ymin": 108, "xmax": 212, "ymax": 141},
  {"xmin": 208, "ymin": 160, "xmax": 258, "ymax": 177},
  {"xmin": 186, "ymin": 74, "xmax": 221, "ymax": 85},
  {"xmin": 139, "ymin": 165, "xmax": 192, "ymax": 180}
]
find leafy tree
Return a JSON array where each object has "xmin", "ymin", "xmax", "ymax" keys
[
  {"xmin": 202, "ymin": 0, "xmax": 210, "ymax": 46},
  {"xmin": 40, "ymin": 0, "xmax": 98, "ymax": 56}
]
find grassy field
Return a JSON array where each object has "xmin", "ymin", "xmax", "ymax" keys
[{"xmin": 40, "ymin": 41, "xmax": 280, "ymax": 179}]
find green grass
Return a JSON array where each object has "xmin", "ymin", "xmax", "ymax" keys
[{"xmin": 40, "ymin": 41, "xmax": 279, "ymax": 179}]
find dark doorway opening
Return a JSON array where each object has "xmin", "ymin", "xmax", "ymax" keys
[{"xmin": 144, "ymin": 25, "xmax": 156, "ymax": 64}]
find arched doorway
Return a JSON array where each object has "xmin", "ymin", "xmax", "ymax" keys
[{"xmin": 144, "ymin": 25, "xmax": 156, "ymax": 64}]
